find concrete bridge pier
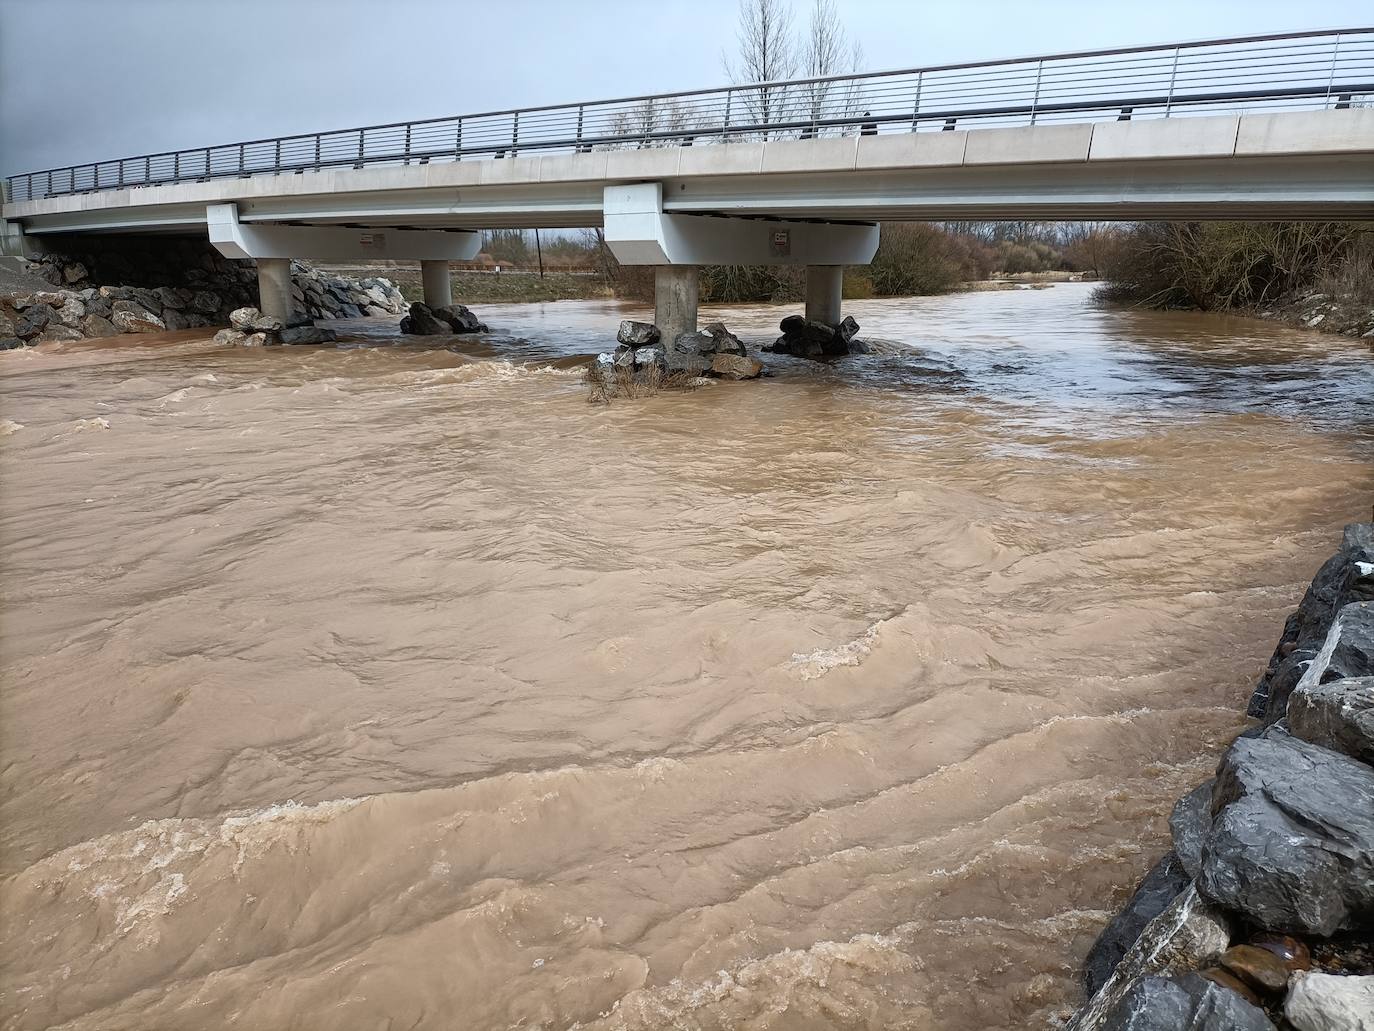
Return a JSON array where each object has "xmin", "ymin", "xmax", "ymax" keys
[
  {"xmin": 655, "ymin": 265, "xmax": 698, "ymax": 345},
  {"xmin": 804, "ymin": 265, "xmax": 844, "ymax": 326},
  {"xmin": 421, "ymin": 260, "xmax": 452, "ymax": 308},
  {"xmin": 256, "ymin": 257, "xmax": 295, "ymax": 323}
]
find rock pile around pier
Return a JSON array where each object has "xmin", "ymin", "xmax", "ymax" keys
[
  {"xmin": 2, "ymin": 250, "xmax": 408, "ymax": 349},
  {"xmin": 399, "ymin": 301, "xmax": 488, "ymax": 336},
  {"xmin": 589, "ymin": 320, "xmax": 764, "ymax": 393},
  {"xmin": 1072, "ymin": 522, "xmax": 1374, "ymax": 1031},
  {"xmin": 765, "ymin": 313, "xmax": 868, "ymax": 358},
  {"xmin": 212, "ymin": 307, "xmax": 338, "ymax": 347}
]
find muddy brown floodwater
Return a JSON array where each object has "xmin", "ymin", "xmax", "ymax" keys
[{"xmin": 1, "ymin": 283, "xmax": 1371, "ymax": 1030}]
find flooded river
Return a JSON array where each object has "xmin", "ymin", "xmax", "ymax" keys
[{"xmin": 1, "ymin": 283, "xmax": 1371, "ymax": 1030}]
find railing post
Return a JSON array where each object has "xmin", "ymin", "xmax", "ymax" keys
[
  {"xmin": 144, "ymin": 156, "xmax": 150, "ymax": 184},
  {"xmin": 576, "ymin": 105, "xmax": 584, "ymax": 151},
  {"xmin": 1029, "ymin": 59, "xmax": 1044, "ymax": 125},
  {"xmin": 403, "ymin": 124, "xmax": 411, "ymax": 164},
  {"xmin": 314, "ymin": 135, "xmax": 321, "ymax": 171},
  {"xmin": 117, "ymin": 160, "xmax": 124, "ymax": 187},
  {"xmin": 357, "ymin": 129, "xmax": 364, "ymax": 168},
  {"xmin": 47, "ymin": 170, "xmax": 52, "ymax": 196},
  {"xmin": 1325, "ymin": 33, "xmax": 1343, "ymax": 106},
  {"xmin": 239, "ymin": 143, "xmax": 245, "ymax": 175},
  {"xmin": 274, "ymin": 138, "xmax": 281, "ymax": 173},
  {"xmin": 911, "ymin": 71, "xmax": 923, "ymax": 131},
  {"xmin": 723, "ymin": 89, "xmax": 733, "ymax": 141},
  {"xmin": 28, "ymin": 172, "xmax": 33, "ymax": 201},
  {"xmin": 1164, "ymin": 47, "xmax": 1181, "ymax": 117},
  {"xmin": 455, "ymin": 119, "xmax": 463, "ymax": 160},
  {"xmin": 512, "ymin": 111, "xmax": 519, "ymax": 155},
  {"xmin": 174, "ymin": 151, "xmax": 180, "ymax": 179}
]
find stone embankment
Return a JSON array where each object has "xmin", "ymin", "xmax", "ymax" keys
[
  {"xmin": 1254, "ymin": 291, "xmax": 1374, "ymax": 340},
  {"xmin": 1072, "ymin": 524, "xmax": 1374, "ymax": 1030},
  {"xmin": 2, "ymin": 241, "xmax": 408, "ymax": 349}
]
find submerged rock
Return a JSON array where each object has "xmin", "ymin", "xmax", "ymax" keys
[
  {"xmin": 701, "ymin": 321, "xmax": 746, "ymax": 355},
  {"xmin": 1083, "ymin": 852, "xmax": 1192, "ymax": 996},
  {"xmin": 1198, "ymin": 725, "xmax": 1374, "ymax": 936},
  {"xmin": 278, "ymin": 326, "xmax": 337, "ymax": 345},
  {"xmin": 769, "ymin": 313, "xmax": 863, "ymax": 358},
  {"xmin": 401, "ymin": 301, "xmax": 487, "ymax": 335},
  {"xmin": 710, "ymin": 353, "xmax": 764, "ymax": 380},
  {"xmin": 1217, "ymin": 944, "xmax": 1291, "ymax": 995}
]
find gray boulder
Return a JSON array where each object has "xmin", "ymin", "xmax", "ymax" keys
[
  {"xmin": 1099, "ymin": 974, "xmax": 1277, "ymax": 1031},
  {"xmin": 228, "ymin": 306, "xmax": 283, "ymax": 332},
  {"xmin": 1285, "ymin": 972, "xmax": 1374, "ymax": 1031},
  {"xmin": 672, "ymin": 330, "xmax": 716, "ymax": 356},
  {"xmin": 837, "ymin": 314, "xmax": 860, "ymax": 343},
  {"xmin": 110, "ymin": 302, "xmax": 165, "ymax": 334},
  {"xmin": 37, "ymin": 325, "xmax": 83, "ymax": 343},
  {"xmin": 1, "ymin": 336, "xmax": 24, "ymax": 350},
  {"xmin": 432, "ymin": 304, "xmax": 487, "ymax": 333},
  {"xmin": 154, "ymin": 286, "xmax": 186, "ymax": 310},
  {"xmin": 617, "ymin": 320, "xmax": 660, "ymax": 346},
  {"xmin": 1251, "ymin": 524, "xmax": 1374, "ymax": 718},
  {"xmin": 711, "ymin": 353, "xmax": 764, "ymax": 380},
  {"xmin": 279, "ymin": 326, "xmax": 337, "ymax": 345},
  {"xmin": 79, "ymin": 314, "xmax": 118, "ymax": 338},
  {"xmin": 632, "ymin": 346, "xmax": 667, "ymax": 370},
  {"xmin": 1169, "ymin": 780, "xmax": 1214, "ymax": 879},
  {"xmin": 62, "ymin": 261, "xmax": 88, "ymax": 284},
  {"xmin": 212, "ymin": 328, "xmax": 249, "ymax": 347},
  {"xmin": 702, "ymin": 321, "xmax": 746, "ymax": 355},
  {"xmin": 666, "ymin": 350, "xmax": 713, "ymax": 375},
  {"xmin": 13, "ymin": 303, "xmax": 55, "ymax": 339},
  {"xmin": 56, "ymin": 297, "xmax": 85, "ymax": 328},
  {"xmin": 1198, "ymin": 725, "xmax": 1374, "ymax": 935},
  {"xmin": 1289, "ymin": 676, "xmax": 1374, "ymax": 765},
  {"xmin": 190, "ymin": 290, "xmax": 220, "ymax": 314},
  {"xmin": 1083, "ymin": 852, "xmax": 1191, "ymax": 996},
  {"xmin": 399, "ymin": 302, "xmax": 449, "ymax": 335}
]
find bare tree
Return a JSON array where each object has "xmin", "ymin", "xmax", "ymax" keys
[
  {"xmin": 799, "ymin": 0, "xmax": 865, "ymax": 136},
  {"xmin": 724, "ymin": 0, "xmax": 798, "ymax": 137}
]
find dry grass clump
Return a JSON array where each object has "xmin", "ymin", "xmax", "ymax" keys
[{"xmin": 583, "ymin": 362, "xmax": 701, "ymax": 404}]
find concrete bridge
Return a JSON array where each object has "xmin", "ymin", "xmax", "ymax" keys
[{"xmin": 4, "ymin": 28, "xmax": 1372, "ymax": 341}]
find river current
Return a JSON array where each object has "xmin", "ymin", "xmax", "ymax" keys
[{"xmin": 1, "ymin": 282, "xmax": 1371, "ymax": 1030}]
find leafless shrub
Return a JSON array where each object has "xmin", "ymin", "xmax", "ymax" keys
[{"xmin": 583, "ymin": 362, "xmax": 701, "ymax": 404}]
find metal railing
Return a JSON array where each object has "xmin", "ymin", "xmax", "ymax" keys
[{"xmin": 6, "ymin": 27, "xmax": 1372, "ymax": 204}]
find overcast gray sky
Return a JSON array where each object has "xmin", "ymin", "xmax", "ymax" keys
[{"xmin": 2, "ymin": 0, "xmax": 1369, "ymax": 177}]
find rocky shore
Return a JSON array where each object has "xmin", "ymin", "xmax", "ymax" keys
[
  {"xmin": 1072, "ymin": 524, "xmax": 1374, "ymax": 1030},
  {"xmin": 1252, "ymin": 291, "xmax": 1374, "ymax": 340},
  {"xmin": 1, "ymin": 241, "xmax": 408, "ymax": 349}
]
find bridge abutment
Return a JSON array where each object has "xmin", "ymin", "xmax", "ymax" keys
[
  {"xmin": 256, "ymin": 257, "xmax": 295, "ymax": 323},
  {"xmin": 654, "ymin": 266, "xmax": 699, "ymax": 346},
  {"xmin": 421, "ymin": 260, "xmax": 452, "ymax": 308},
  {"xmin": 804, "ymin": 265, "xmax": 844, "ymax": 326}
]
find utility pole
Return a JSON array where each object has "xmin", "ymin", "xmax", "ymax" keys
[{"xmin": 535, "ymin": 229, "xmax": 545, "ymax": 279}]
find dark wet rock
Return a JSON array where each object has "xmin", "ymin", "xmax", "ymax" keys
[
  {"xmin": 1219, "ymin": 944, "xmax": 1292, "ymax": 994},
  {"xmin": 0, "ymin": 336, "xmax": 24, "ymax": 350},
  {"xmin": 671, "ymin": 330, "xmax": 717, "ymax": 356},
  {"xmin": 1099, "ymin": 974, "xmax": 1277, "ymax": 1031},
  {"xmin": 1083, "ymin": 852, "xmax": 1191, "ymax": 995},
  {"xmin": 1251, "ymin": 524, "xmax": 1374, "ymax": 719},
  {"xmin": 702, "ymin": 321, "xmax": 746, "ymax": 355},
  {"xmin": 1169, "ymin": 779, "xmax": 1213, "ymax": 879},
  {"xmin": 189, "ymin": 290, "xmax": 220, "ymax": 314},
  {"xmin": 769, "ymin": 313, "xmax": 864, "ymax": 358},
  {"xmin": 616, "ymin": 320, "xmax": 659, "ymax": 346},
  {"xmin": 13, "ymin": 303, "xmax": 55, "ymax": 339},
  {"xmin": 399, "ymin": 302, "xmax": 449, "ymax": 335},
  {"xmin": 278, "ymin": 326, "xmax": 337, "ymax": 345},
  {"xmin": 1285, "ymin": 971, "xmax": 1374, "ymax": 1031},
  {"xmin": 711, "ymin": 353, "xmax": 764, "ymax": 380},
  {"xmin": 1073, "ymin": 886, "xmax": 1232, "ymax": 1029},
  {"xmin": 432, "ymin": 303, "xmax": 487, "ymax": 334},
  {"xmin": 1289, "ymin": 675, "xmax": 1374, "ymax": 765},
  {"xmin": 1249, "ymin": 933, "xmax": 1311, "ymax": 972},
  {"xmin": 665, "ymin": 351, "xmax": 713, "ymax": 375},
  {"xmin": 1198, "ymin": 724, "xmax": 1374, "ymax": 936}
]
